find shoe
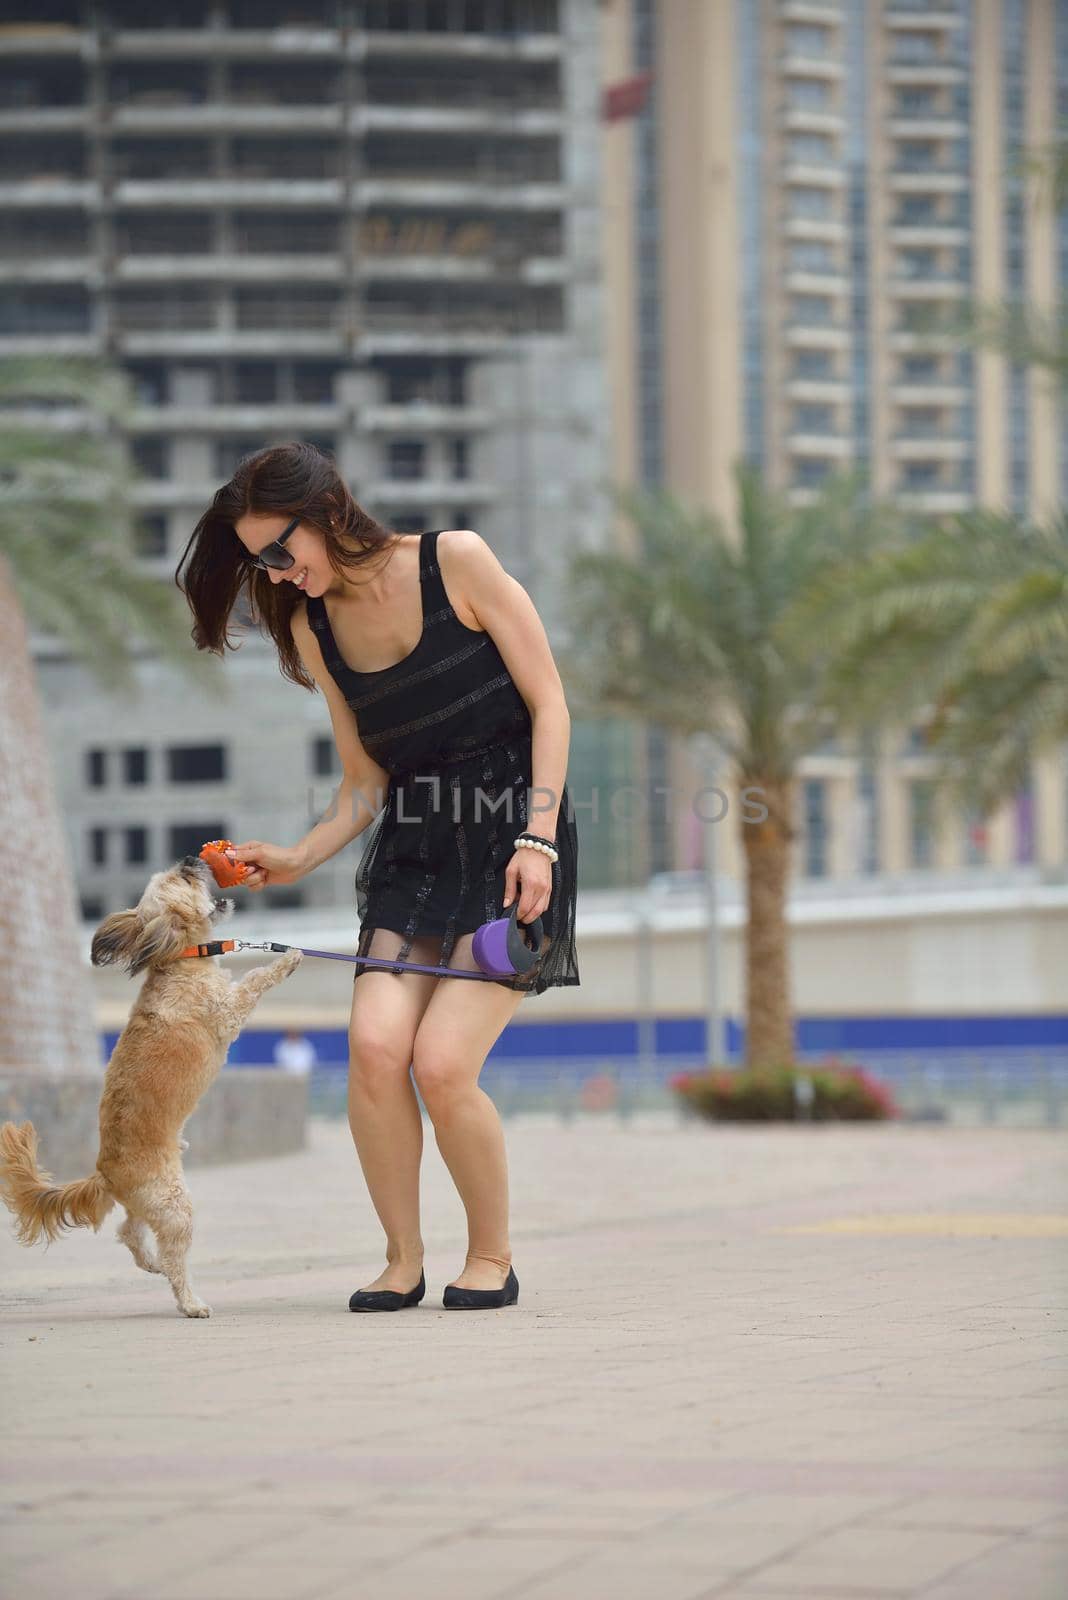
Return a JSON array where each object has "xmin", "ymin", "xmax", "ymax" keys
[
  {"xmin": 442, "ymin": 1265, "xmax": 519, "ymax": 1310},
  {"xmin": 348, "ymin": 1269, "xmax": 425, "ymax": 1312}
]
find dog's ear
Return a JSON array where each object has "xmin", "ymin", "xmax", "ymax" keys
[
  {"xmin": 90, "ymin": 909, "xmax": 141, "ymax": 970},
  {"xmin": 126, "ymin": 913, "xmax": 190, "ymax": 978},
  {"xmin": 91, "ymin": 910, "xmax": 188, "ymax": 977}
]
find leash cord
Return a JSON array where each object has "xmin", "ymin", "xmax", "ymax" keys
[{"xmin": 188, "ymin": 939, "xmax": 512, "ymax": 983}]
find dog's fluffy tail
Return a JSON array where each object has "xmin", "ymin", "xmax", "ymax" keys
[{"xmin": 0, "ymin": 1121, "xmax": 114, "ymax": 1247}]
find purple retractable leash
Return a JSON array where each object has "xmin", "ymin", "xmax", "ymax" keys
[{"xmin": 182, "ymin": 902, "xmax": 545, "ymax": 983}]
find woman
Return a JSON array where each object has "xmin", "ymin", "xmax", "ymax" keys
[{"xmin": 178, "ymin": 442, "xmax": 579, "ymax": 1312}]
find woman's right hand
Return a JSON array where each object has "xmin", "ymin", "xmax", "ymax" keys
[{"xmin": 226, "ymin": 840, "xmax": 305, "ymax": 892}]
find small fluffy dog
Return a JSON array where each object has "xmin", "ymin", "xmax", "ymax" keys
[{"xmin": 0, "ymin": 855, "xmax": 301, "ymax": 1317}]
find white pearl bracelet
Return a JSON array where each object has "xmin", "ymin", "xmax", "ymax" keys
[{"xmin": 513, "ymin": 835, "xmax": 559, "ymax": 864}]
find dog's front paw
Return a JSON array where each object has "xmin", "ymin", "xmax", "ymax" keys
[
  {"xmin": 180, "ymin": 1300, "xmax": 212, "ymax": 1318},
  {"xmin": 278, "ymin": 949, "xmax": 303, "ymax": 977}
]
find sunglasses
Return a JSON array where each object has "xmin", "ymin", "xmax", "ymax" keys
[{"xmin": 243, "ymin": 514, "xmax": 301, "ymax": 572}]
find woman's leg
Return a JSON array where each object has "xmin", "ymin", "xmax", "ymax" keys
[
  {"xmin": 347, "ymin": 928, "xmax": 439, "ymax": 1293},
  {"xmin": 410, "ymin": 933, "xmax": 526, "ymax": 1292}
]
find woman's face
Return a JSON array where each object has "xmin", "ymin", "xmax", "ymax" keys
[{"xmin": 234, "ymin": 513, "xmax": 326, "ymax": 597}]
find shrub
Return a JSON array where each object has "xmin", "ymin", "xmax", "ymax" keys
[{"xmin": 670, "ymin": 1060, "xmax": 896, "ymax": 1122}]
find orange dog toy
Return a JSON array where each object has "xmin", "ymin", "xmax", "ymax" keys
[{"xmin": 198, "ymin": 839, "xmax": 249, "ymax": 889}]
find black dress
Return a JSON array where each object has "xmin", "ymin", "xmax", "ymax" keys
[{"xmin": 305, "ymin": 529, "xmax": 580, "ymax": 998}]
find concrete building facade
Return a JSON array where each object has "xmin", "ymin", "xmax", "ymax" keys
[{"xmin": 1, "ymin": 0, "xmax": 629, "ymax": 921}]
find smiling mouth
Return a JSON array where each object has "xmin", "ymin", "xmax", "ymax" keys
[{"xmin": 292, "ymin": 567, "xmax": 309, "ymax": 589}]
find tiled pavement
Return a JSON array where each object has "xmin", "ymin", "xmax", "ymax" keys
[{"xmin": 1, "ymin": 1112, "xmax": 1065, "ymax": 1600}]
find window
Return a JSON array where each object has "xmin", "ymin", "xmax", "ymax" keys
[
  {"xmin": 900, "ymin": 355, "xmax": 941, "ymax": 384},
  {"xmin": 802, "ymin": 780, "xmax": 827, "ymax": 878},
  {"xmin": 80, "ymin": 897, "xmax": 105, "ymax": 921},
  {"xmin": 167, "ymin": 745, "xmax": 226, "ymax": 783},
  {"xmin": 134, "ymin": 516, "xmax": 167, "ymax": 558},
  {"xmin": 791, "ymin": 294, "xmax": 835, "ymax": 327},
  {"xmin": 131, "ymin": 437, "xmax": 168, "ymax": 479},
  {"xmin": 123, "ymin": 747, "xmax": 149, "ymax": 785},
  {"xmin": 793, "ymin": 349, "xmax": 834, "ymax": 380},
  {"xmin": 312, "ymin": 736, "xmax": 337, "ymax": 777},
  {"xmin": 789, "ymin": 241, "xmax": 837, "ymax": 275},
  {"xmin": 786, "ymin": 23, "xmax": 830, "ymax": 59},
  {"xmin": 233, "ymin": 363, "xmax": 277, "ymax": 404},
  {"xmin": 788, "ymin": 132, "xmax": 835, "ymax": 167},
  {"xmin": 124, "ymin": 826, "xmax": 148, "ymax": 865},
  {"xmin": 87, "ymin": 749, "xmax": 108, "ymax": 787},
  {"xmin": 789, "ymin": 186, "xmax": 833, "ymax": 221},
  {"xmin": 909, "ymin": 780, "xmax": 935, "ymax": 868},
  {"xmin": 786, "ymin": 78, "xmax": 832, "ymax": 112},
  {"xmin": 449, "ymin": 438, "xmax": 469, "ymax": 480},
  {"xmin": 89, "ymin": 827, "xmax": 108, "ymax": 867},
  {"xmin": 387, "ymin": 438, "xmax": 426, "ymax": 480},
  {"xmin": 215, "ymin": 437, "xmax": 263, "ymax": 478},
  {"xmin": 792, "ymin": 459, "xmax": 831, "ymax": 489},
  {"xmin": 168, "ymin": 823, "xmax": 226, "ymax": 860},
  {"xmin": 901, "ymin": 461, "xmax": 941, "ymax": 491},
  {"xmin": 293, "ymin": 362, "xmax": 337, "ymax": 403},
  {"xmin": 793, "ymin": 403, "xmax": 834, "ymax": 434}
]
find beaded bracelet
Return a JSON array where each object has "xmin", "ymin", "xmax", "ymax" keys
[{"xmin": 513, "ymin": 831, "xmax": 559, "ymax": 864}]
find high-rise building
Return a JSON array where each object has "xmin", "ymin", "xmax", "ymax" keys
[
  {"xmin": 1, "ymin": 0, "xmax": 624, "ymax": 919},
  {"xmin": 600, "ymin": 0, "xmax": 1067, "ymax": 881}
]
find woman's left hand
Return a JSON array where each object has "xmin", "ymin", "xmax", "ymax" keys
[{"xmin": 503, "ymin": 849, "xmax": 553, "ymax": 925}]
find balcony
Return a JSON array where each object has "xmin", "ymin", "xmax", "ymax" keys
[
  {"xmin": 365, "ymin": 477, "xmax": 498, "ymax": 505},
  {"xmin": 354, "ymin": 105, "xmax": 562, "ymax": 137},
  {"xmin": 360, "ymin": 403, "xmax": 491, "ymax": 432},
  {"xmin": 784, "ymin": 269, "xmax": 849, "ymax": 294},
  {"xmin": 779, "ymin": 3, "xmax": 843, "ymax": 23},
  {"xmin": 892, "ymin": 383, "xmax": 968, "ymax": 405},
  {"xmin": 782, "ymin": 216, "xmax": 848, "ymax": 241},
  {"xmin": 108, "ymin": 28, "xmax": 341, "ymax": 58},
  {"xmin": 784, "ymin": 324, "xmax": 851, "ymax": 349},
  {"xmin": 884, "ymin": 8, "xmax": 963, "ymax": 28},
  {"xmin": 887, "ymin": 116, "xmax": 967, "ymax": 138},
  {"xmin": 783, "ymin": 162, "xmax": 846, "ymax": 188},
  {"xmin": 890, "ymin": 274, "xmax": 968, "ymax": 300},
  {"xmin": 780, "ymin": 107, "xmax": 845, "ymax": 135},
  {"xmin": 785, "ymin": 378, "xmax": 851, "ymax": 401},
  {"xmin": 0, "ymin": 177, "xmax": 98, "ymax": 207},
  {"xmin": 887, "ymin": 169, "xmax": 968, "ymax": 193},
  {"xmin": 362, "ymin": 33, "xmax": 561, "ymax": 62},
  {"xmin": 114, "ymin": 255, "xmax": 345, "ymax": 284},
  {"xmin": 786, "ymin": 432, "xmax": 852, "ymax": 457},
  {"xmin": 112, "ymin": 179, "xmax": 344, "ymax": 208},
  {"xmin": 779, "ymin": 53, "xmax": 844, "ymax": 79},
  {"xmin": 885, "ymin": 61, "xmax": 965, "ymax": 85},
  {"xmin": 891, "ymin": 434, "xmax": 970, "ymax": 459},
  {"xmin": 896, "ymin": 488, "xmax": 972, "ymax": 513},
  {"xmin": 110, "ymin": 101, "xmax": 342, "ymax": 133},
  {"xmin": 356, "ymin": 179, "xmax": 568, "ymax": 210},
  {"xmin": 130, "ymin": 403, "xmax": 345, "ymax": 433}
]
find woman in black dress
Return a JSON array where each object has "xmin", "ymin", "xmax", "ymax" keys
[{"xmin": 179, "ymin": 443, "xmax": 579, "ymax": 1311}]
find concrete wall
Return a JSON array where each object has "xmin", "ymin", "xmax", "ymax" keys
[{"xmin": 0, "ymin": 1069, "xmax": 306, "ymax": 1184}]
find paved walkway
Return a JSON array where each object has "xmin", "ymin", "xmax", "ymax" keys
[{"xmin": 1, "ymin": 1113, "xmax": 1066, "ymax": 1600}]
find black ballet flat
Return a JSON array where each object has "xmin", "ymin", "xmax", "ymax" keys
[
  {"xmin": 348, "ymin": 1269, "xmax": 425, "ymax": 1312},
  {"xmin": 442, "ymin": 1265, "xmax": 519, "ymax": 1310}
]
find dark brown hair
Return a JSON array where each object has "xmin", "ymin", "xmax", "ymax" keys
[{"xmin": 175, "ymin": 441, "xmax": 399, "ymax": 691}]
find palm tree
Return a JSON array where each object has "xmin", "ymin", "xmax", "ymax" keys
[
  {"xmin": 789, "ymin": 506, "xmax": 1068, "ymax": 816},
  {"xmin": 560, "ymin": 463, "xmax": 902, "ymax": 1069},
  {"xmin": 0, "ymin": 355, "xmax": 221, "ymax": 1075},
  {"xmin": 938, "ymin": 135, "xmax": 1068, "ymax": 392}
]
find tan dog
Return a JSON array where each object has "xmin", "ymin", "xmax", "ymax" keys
[{"xmin": 0, "ymin": 856, "xmax": 302, "ymax": 1317}]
